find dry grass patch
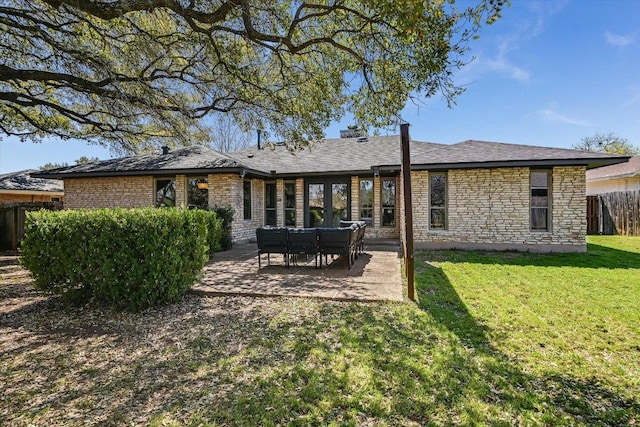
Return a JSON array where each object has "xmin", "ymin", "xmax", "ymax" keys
[{"xmin": 1, "ymin": 236, "xmax": 639, "ymax": 426}]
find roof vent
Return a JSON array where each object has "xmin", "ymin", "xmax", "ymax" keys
[
  {"xmin": 161, "ymin": 146, "xmax": 170, "ymax": 155},
  {"xmin": 357, "ymin": 136, "xmax": 368, "ymax": 143}
]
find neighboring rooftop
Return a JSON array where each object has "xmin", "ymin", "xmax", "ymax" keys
[
  {"xmin": 586, "ymin": 156, "xmax": 640, "ymax": 181},
  {"xmin": 0, "ymin": 169, "xmax": 63, "ymax": 193}
]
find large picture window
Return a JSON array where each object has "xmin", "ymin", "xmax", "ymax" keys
[
  {"xmin": 359, "ymin": 179, "xmax": 373, "ymax": 225},
  {"xmin": 381, "ymin": 178, "xmax": 396, "ymax": 227},
  {"xmin": 284, "ymin": 182, "xmax": 296, "ymax": 226},
  {"xmin": 155, "ymin": 178, "xmax": 176, "ymax": 207},
  {"xmin": 243, "ymin": 180, "xmax": 252, "ymax": 220},
  {"xmin": 187, "ymin": 177, "xmax": 208, "ymax": 209},
  {"xmin": 430, "ymin": 173, "xmax": 447, "ymax": 230},
  {"xmin": 531, "ymin": 170, "xmax": 550, "ymax": 231},
  {"xmin": 264, "ymin": 182, "xmax": 277, "ymax": 226}
]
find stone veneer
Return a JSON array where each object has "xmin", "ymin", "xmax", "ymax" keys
[
  {"xmin": 63, "ymin": 176, "xmax": 154, "ymax": 209},
  {"xmin": 60, "ymin": 166, "xmax": 586, "ymax": 251},
  {"xmin": 208, "ymin": 173, "xmax": 263, "ymax": 242},
  {"xmin": 411, "ymin": 166, "xmax": 586, "ymax": 252}
]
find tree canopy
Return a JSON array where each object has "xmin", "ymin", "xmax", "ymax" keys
[
  {"xmin": 572, "ymin": 133, "xmax": 639, "ymax": 156},
  {"xmin": 0, "ymin": 0, "xmax": 506, "ymax": 154}
]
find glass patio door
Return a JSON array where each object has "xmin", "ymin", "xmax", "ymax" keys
[{"xmin": 306, "ymin": 180, "xmax": 349, "ymax": 227}]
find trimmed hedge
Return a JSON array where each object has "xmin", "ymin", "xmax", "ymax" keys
[{"xmin": 20, "ymin": 208, "xmax": 222, "ymax": 311}]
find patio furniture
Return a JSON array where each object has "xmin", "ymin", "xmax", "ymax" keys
[
  {"xmin": 340, "ymin": 220, "xmax": 366, "ymax": 256},
  {"xmin": 317, "ymin": 226, "xmax": 357, "ymax": 269},
  {"xmin": 256, "ymin": 227, "xmax": 289, "ymax": 269},
  {"xmin": 288, "ymin": 228, "xmax": 320, "ymax": 268}
]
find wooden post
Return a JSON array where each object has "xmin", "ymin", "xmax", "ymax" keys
[{"xmin": 400, "ymin": 124, "xmax": 415, "ymax": 300}]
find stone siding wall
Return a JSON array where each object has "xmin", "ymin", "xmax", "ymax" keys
[
  {"xmin": 63, "ymin": 176, "xmax": 154, "ymax": 209},
  {"xmin": 208, "ymin": 173, "xmax": 263, "ymax": 242},
  {"xmin": 411, "ymin": 166, "xmax": 586, "ymax": 252}
]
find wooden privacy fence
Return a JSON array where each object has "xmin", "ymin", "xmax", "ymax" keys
[
  {"xmin": 586, "ymin": 191, "xmax": 640, "ymax": 236},
  {"xmin": 0, "ymin": 202, "xmax": 63, "ymax": 251}
]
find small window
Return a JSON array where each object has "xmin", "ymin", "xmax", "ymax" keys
[
  {"xmin": 264, "ymin": 182, "xmax": 277, "ymax": 226},
  {"xmin": 284, "ymin": 182, "xmax": 296, "ymax": 226},
  {"xmin": 156, "ymin": 178, "xmax": 176, "ymax": 207},
  {"xmin": 531, "ymin": 170, "xmax": 550, "ymax": 231},
  {"xmin": 187, "ymin": 177, "xmax": 208, "ymax": 209},
  {"xmin": 381, "ymin": 178, "xmax": 396, "ymax": 227},
  {"xmin": 359, "ymin": 179, "xmax": 373, "ymax": 225},
  {"xmin": 430, "ymin": 173, "xmax": 447, "ymax": 230},
  {"xmin": 243, "ymin": 180, "xmax": 252, "ymax": 220}
]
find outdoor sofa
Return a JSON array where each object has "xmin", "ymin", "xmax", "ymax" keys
[{"xmin": 255, "ymin": 221, "xmax": 366, "ymax": 270}]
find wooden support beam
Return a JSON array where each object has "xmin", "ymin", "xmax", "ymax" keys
[{"xmin": 400, "ymin": 124, "xmax": 415, "ymax": 300}]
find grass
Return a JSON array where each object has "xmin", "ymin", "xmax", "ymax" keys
[{"xmin": 0, "ymin": 236, "xmax": 638, "ymax": 426}]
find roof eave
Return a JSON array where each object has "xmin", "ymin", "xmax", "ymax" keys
[
  {"xmin": 402, "ymin": 157, "xmax": 631, "ymax": 171},
  {"xmin": 0, "ymin": 189, "xmax": 64, "ymax": 195}
]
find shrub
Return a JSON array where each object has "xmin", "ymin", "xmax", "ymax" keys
[
  {"xmin": 212, "ymin": 205, "xmax": 234, "ymax": 250},
  {"xmin": 20, "ymin": 208, "xmax": 222, "ymax": 311}
]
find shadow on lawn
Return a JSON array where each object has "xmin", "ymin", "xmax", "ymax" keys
[
  {"xmin": 419, "ymin": 243, "xmax": 640, "ymax": 270},
  {"xmin": 2, "ymin": 269, "xmax": 639, "ymax": 425},
  {"xmin": 414, "ymin": 261, "xmax": 640, "ymax": 425}
]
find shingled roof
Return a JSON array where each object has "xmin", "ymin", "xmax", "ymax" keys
[
  {"xmin": 32, "ymin": 145, "xmax": 263, "ymax": 179},
  {"xmin": 385, "ymin": 139, "xmax": 630, "ymax": 170},
  {"xmin": 586, "ymin": 156, "xmax": 640, "ymax": 181},
  {"xmin": 32, "ymin": 137, "xmax": 630, "ymax": 180},
  {"xmin": 228, "ymin": 136, "xmax": 444, "ymax": 176},
  {"xmin": 0, "ymin": 169, "xmax": 63, "ymax": 192}
]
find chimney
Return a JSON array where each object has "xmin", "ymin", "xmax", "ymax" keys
[
  {"xmin": 161, "ymin": 146, "xmax": 170, "ymax": 155},
  {"xmin": 340, "ymin": 129, "xmax": 362, "ymax": 138},
  {"xmin": 257, "ymin": 129, "xmax": 262, "ymax": 150}
]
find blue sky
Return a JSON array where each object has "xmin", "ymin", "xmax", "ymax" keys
[{"xmin": 1, "ymin": 0, "xmax": 639, "ymax": 173}]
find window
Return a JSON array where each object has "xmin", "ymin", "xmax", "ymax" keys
[
  {"xmin": 430, "ymin": 173, "xmax": 447, "ymax": 230},
  {"xmin": 156, "ymin": 178, "xmax": 176, "ymax": 207},
  {"xmin": 531, "ymin": 170, "xmax": 550, "ymax": 231},
  {"xmin": 187, "ymin": 177, "xmax": 208, "ymax": 209},
  {"xmin": 359, "ymin": 179, "xmax": 373, "ymax": 225},
  {"xmin": 381, "ymin": 178, "xmax": 396, "ymax": 227},
  {"xmin": 284, "ymin": 182, "xmax": 296, "ymax": 226},
  {"xmin": 264, "ymin": 182, "xmax": 277, "ymax": 226},
  {"xmin": 243, "ymin": 180, "xmax": 252, "ymax": 220}
]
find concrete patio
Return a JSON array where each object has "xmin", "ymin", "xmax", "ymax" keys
[{"xmin": 192, "ymin": 240, "xmax": 405, "ymax": 302}]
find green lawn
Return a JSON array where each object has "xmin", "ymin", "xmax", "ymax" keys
[{"xmin": 1, "ymin": 236, "xmax": 638, "ymax": 426}]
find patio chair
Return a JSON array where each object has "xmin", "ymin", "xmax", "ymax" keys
[
  {"xmin": 340, "ymin": 220, "xmax": 366, "ymax": 256},
  {"xmin": 318, "ymin": 226, "xmax": 357, "ymax": 269},
  {"xmin": 287, "ymin": 228, "xmax": 320, "ymax": 268},
  {"xmin": 256, "ymin": 227, "xmax": 289, "ymax": 269}
]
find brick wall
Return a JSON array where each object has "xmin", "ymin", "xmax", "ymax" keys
[
  {"xmin": 63, "ymin": 176, "xmax": 154, "ymax": 209},
  {"xmin": 411, "ymin": 166, "xmax": 587, "ymax": 252}
]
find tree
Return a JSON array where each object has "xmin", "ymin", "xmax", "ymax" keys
[
  {"xmin": 75, "ymin": 156, "xmax": 100, "ymax": 164},
  {"xmin": 40, "ymin": 156, "xmax": 100, "ymax": 170},
  {"xmin": 572, "ymin": 133, "xmax": 639, "ymax": 155},
  {"xmin": 0, "ymin": 0, "xmax": 506, "ymax": 154},
  {"xmin": 209, "ymin": 115, "xmax": 252, "ymax": 153}
]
